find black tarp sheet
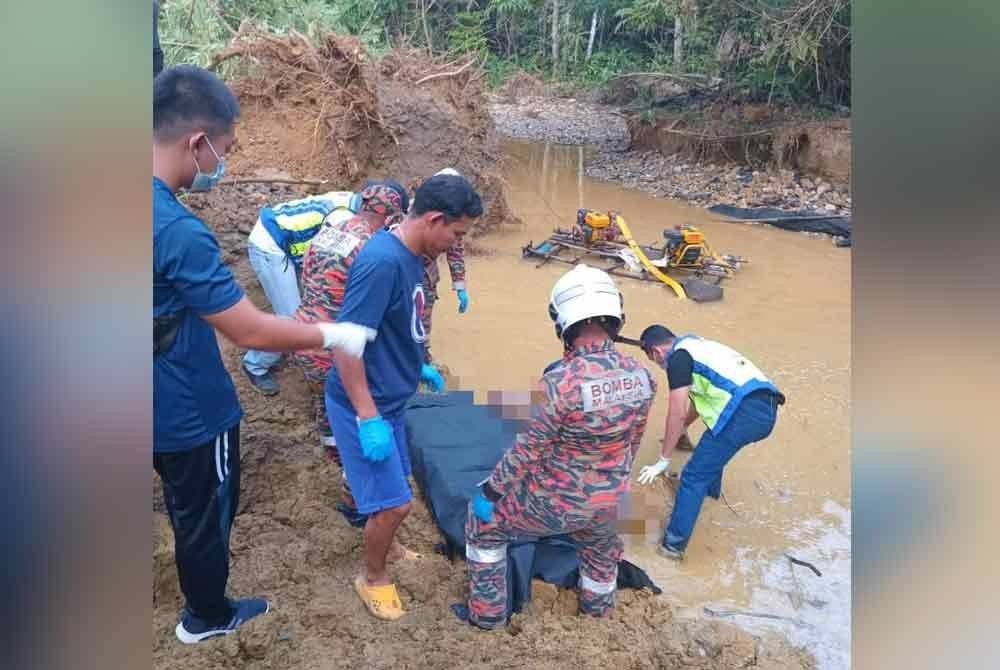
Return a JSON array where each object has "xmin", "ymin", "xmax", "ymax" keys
[
  {"xmin": 709, "ymin": 204, "xmax": 851, "ymax": 244},
  {"xmin": 405, "ymin": 392, "xmax": 660, "ymax": 615}
]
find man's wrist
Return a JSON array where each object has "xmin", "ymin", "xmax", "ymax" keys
[
  {"xmin": 660, "ymin": 437, "xmax": 675, "ymax": 459},
  {"xmin": 356, "ymin": 410, "xmax": 379, "ymax": 422}
]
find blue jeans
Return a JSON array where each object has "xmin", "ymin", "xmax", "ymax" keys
[
  {"xmin": 664, "ymin": 391, "xmax": 778, "ymax": 552},
  {"xmin": 242, "ymin": 242, "xmax": 301, "ymax": 375}
]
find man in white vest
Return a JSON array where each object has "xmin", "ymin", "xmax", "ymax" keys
[
  {"xmin": 242, "ymin": 182, "xmax": 408, "ymax": 394},
  {"xmin": 636, "ymin": 325, "xmax": 784, "ymax": 560}
]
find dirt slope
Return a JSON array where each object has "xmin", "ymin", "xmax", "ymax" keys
[{"xmin": 213, "ymin": 27, "xmax": 517, "ymax": 236}]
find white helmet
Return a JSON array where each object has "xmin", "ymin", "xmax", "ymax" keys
[
  {"xmin": 435, "ymin": 167, "xmax": 461, "ymax": 177},
  {"xmin": 548, "ymin": 264, "xmax": 624, "ymax": 343}
]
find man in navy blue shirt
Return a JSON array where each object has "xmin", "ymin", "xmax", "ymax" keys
[
  {"xmin": 154, "ymin": 65, "xmax": 371, "ymax": 644},
  {"xmin": 327, "ymin": 174, "xmax": 483, "ymax": 621}
]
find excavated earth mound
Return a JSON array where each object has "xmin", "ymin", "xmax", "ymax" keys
[{"xmin": 210, "ymin": 25, "xmax": 517, "ymax": 236}]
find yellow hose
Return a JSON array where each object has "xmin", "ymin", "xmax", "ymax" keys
[{"xmin": 614, "ymin": 217, "xmax": 687, "ymax": 299}]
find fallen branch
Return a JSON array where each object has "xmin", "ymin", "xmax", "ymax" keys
[
  {"xmin": 704, "ymin": 607, "xmax": 805, "ymax": 626},
  {"xmin": 662, "ymin": 127, "xmax": 776, "ymax": 142},
  {"xmin": 785, "ymin": 554, "xmax": 823, "ymax": 577},
  {"xmin": 161, "ymin": 40, "xmax": 213, "ymax": 50},
  {"xmin": 218, "ymin": 177, "xmax": 330, "ymax": 186},
  {"xmin": 207, "ymin": 0, "xmax": 238, "ymax": 36},
  {"xmin": 713, "ymin": 214, "xmax": 848, "ymax": 224},
  {"xmin": 609, "ymin": 71, "xmax": 711, "ymax": 82},
  {"xmin": 720, "ymin": 492, "xmax": 744, "ymax": 519},
  {"xmin": 414, "ymin": 59, "xmax": 475, "ymax": 86}
]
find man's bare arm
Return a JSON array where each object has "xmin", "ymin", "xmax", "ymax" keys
[
  {"xmin": 685, "ymin": 401, "xmax": 700, "ymax": 427},
  {"xmin": 332, "ymin": 349, "xmax": 378, "ymax": 420},
  {"xmin": 660, "ymin": 387, "xmax": 692, "ymax": 459},
  {"xmin": 204, "ymin": 297, "xmax": 324, "ymax": 351}
]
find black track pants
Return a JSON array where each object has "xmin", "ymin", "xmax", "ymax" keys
[{"xmin": 154, "ymin": 425, "xmax": 240, "ymax": 622}]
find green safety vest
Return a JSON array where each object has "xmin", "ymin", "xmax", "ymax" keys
[
  {"xmin": 260, "ymin": 191, "xmax": 361, "ymax": 266},
  {"xmin": 671, "ymin": 335, "xmax": 779, "ymax": 433}
]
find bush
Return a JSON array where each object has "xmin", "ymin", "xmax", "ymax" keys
[{"xmin": 159, "ymin": 0, "xmax": 389, "ymax": 75}]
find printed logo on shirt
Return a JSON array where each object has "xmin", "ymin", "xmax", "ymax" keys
[
  {"xmin": 581, "ymin": 370, "xmax": 652, "ymax": 412},
  {"xmin": 411, "ymin": 284, "xmax": 427, "ymax": 343},
  {"xmin": 311, "ymin": 228, "xmax": 361, "ymax": 257}
]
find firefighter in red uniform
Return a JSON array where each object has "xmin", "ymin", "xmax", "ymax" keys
[{"xmin": 464, "ymin": 264, "xmax": 657, "ymax": 629}]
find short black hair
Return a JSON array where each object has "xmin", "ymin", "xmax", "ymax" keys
[
  {"xmin": 412, "ymin": 174, "xmax": 484, "ymax": 221},
  {"xmin": 639, "ymin": 324, "xmax": 675, "ymax": 349},
  {"xmin": 154, "ymin": 65, "xmax": 240, "ymax": 142},
  {"xmin": 364, "ymin": 178, "xmax": 409, "ymax": 213}
]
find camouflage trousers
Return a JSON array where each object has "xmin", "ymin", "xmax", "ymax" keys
[
  {"xmin": 465, "ymin": 486, "xmax": 622, "ymax": 629},
  {"xmin": 422, "ymin": 265, "xmax": 440, "ymax": 364},
  {"xmin": 301, "ymin": 373, "xmax": 358, "ymax": 518}
]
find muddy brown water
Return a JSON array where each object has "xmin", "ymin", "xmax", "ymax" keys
[{"xmin": 432, "ymin": 140, "xmax": 851, "ymax": 667}]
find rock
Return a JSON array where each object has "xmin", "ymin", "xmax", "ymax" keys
[
  {"xmin": 817, "ymin": 182, "xmax": 832, "ymax": 196},
  {"xmin": 239, "ymin": 618, "xmax": 278, "ymax": 660},
  {"xmin": 581, "ymin": 130, "xmax": 852, "ymax": 218}
]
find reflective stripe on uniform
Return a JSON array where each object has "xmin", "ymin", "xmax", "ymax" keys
[
  {"xmin": 288, "ymin": 239, "xmax": 313, "ymax": 258},
  {"xmin": 466, "ymin": 544, "xmax": 506, "ymax": 563},
  {"xmin": 579, "ymin": 572, "xmax": 616, "ymax": 594}
]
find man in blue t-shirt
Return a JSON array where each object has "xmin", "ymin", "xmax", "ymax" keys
[
  {"xmin": 153, "ymin": 65, "xmax": 371, "ymax": 644},
  {"xmin": 326, "ymin": 174, "xmax": 483, "ymax": 621}
]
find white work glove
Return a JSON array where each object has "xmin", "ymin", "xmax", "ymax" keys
[
  {"xmin": 637, "ymin": 457, "xmax": 671, "ymax": 485},
  {"xmin": 316, "ymin": 323, "xmax": 375, "ymax": 358}
]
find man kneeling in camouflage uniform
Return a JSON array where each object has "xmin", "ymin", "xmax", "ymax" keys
[{"xmin": 464, "ymin": 265, "xmax": 657, "ymax": 629}]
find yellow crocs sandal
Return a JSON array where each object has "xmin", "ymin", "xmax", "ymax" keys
[{"xmin": 354, "ymin": 576, "xmax": 406, "ymax": 621}]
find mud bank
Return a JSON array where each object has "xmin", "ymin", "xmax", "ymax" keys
[
  {"xmin": 489, "ymin": 95, "xmax": 630, "ymax": 149},
  {"xmin": 584, "ymin": 149, "xmax": 852, "ymax": 214},
  {"xmin": 490, "ymin": 97, "xmax": 851, "ymax": 215},
  {"xmin": 215, "ymin": 27, "xmax": 519, "ymax": 235}
]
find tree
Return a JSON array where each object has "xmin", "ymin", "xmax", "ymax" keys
[
  {"xmin": 586, "ymin": 8, "xmax": 599, "ymax": 60},
  {"xmin": 551, "ymin": 0, "xmax": 560, "ymax": 78}
]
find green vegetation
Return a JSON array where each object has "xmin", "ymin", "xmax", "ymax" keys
[{"xmin": 160, "ymin": 0, "xmax": 850, "ymax": 107}]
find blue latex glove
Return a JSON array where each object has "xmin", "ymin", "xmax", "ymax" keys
[
  {"xmin": 420, "ymin": 363, "xmax": 445, "ymax": 392},
  {"xmin": 457, "ymin": 288, "xmax": 470, "ymax": 314},
  {"xmin": 357, "ymin": 415, "xmax": 394, "ymax": 462},
  {"xmin": 472, "ymin": 493, "xmax": 495, "ymax": 523}
]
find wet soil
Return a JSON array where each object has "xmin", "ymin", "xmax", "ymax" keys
[{"xmin": 155, "ymin": 165, "xmax": 818, "ymax": 668}]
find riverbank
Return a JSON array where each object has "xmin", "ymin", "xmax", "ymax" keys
[{"xmin": 489, "ymin": 96, "xmax": 852, "ymax": 217}]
